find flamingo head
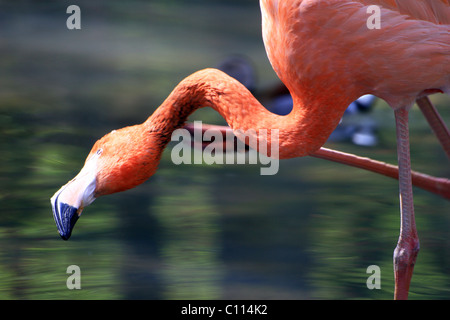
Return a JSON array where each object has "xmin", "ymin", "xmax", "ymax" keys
[{"xmin": 51, "ymin": 124, "xmax": 164, "ymax": 240}]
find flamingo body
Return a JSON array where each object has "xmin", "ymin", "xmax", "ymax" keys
[{"xmin": 261, "ymin": 0, "xmax": 450, "ymax": 109}]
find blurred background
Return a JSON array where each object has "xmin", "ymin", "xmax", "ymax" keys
[{"xmin": 0, "ymin": 0, "xmax": 449, "ymax": 299}]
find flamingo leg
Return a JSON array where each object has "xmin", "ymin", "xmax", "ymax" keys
[
  {"xmin": 393, "ymin": 107, "xmax": 420, "ymax": 300},
  {"xmin": 416, "ymin": 97, "xmax": 450, "ymax": 159}
]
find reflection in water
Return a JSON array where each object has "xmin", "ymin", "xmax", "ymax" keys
[{"xmin": 154, "ymin": 173, "xmax": 223, "ymax": 299}]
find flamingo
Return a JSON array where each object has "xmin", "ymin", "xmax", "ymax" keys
[{"xmin": 51, "ymin": 0, "xmax": 450, "ymax": 299}]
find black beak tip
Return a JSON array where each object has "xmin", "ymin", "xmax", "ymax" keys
[
  {"xmin": 60, "ymin": 235, "xmax": 70, "ymax": 241},
  {"xmin": 53, "ymin": 200, "xmax": 80, "ymax": 241},
  {"xmin": 60, "ymin": 232, "xmax": 72, "ymax": 241}
]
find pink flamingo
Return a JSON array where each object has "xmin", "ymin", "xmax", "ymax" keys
[{"xmin": 51, "ymin": 0, "xmax": 449, "ymax": 299}]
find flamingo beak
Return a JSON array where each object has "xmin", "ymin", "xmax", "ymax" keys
[
  {"xmin": 50, "ymin": 154, "xmax": 98, "ymax": 240},
  {"xmin": 51, "ymin": 191, "xmax": 81, "ymax": 240}
]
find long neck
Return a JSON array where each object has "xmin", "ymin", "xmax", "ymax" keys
[{"xmin": 144, "ymin": 68, "xmax": 347, "ymax": 159}]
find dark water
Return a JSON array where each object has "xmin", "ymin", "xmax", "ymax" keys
[{"xmin": 0, "ymin": 1, "xmax": 449, "ymax": 300}]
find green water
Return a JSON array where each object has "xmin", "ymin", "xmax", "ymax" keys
[{"xmin": 0, "ymin": 1, "xmax": 449, "ymax": 299}]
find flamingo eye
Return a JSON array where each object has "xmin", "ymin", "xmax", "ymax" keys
[{"xmin": 96, "ymin": 148, "xmax": 103, "ymax": 156}]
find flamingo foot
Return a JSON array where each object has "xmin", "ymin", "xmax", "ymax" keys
[{"xmin": 393, "ymin": 238, "xmax": 420, "ymax": 300}]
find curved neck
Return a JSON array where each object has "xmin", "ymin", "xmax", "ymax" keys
[{"xmin": 144, "ymin": 68, "xmax": 347, "ymax": 159}]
